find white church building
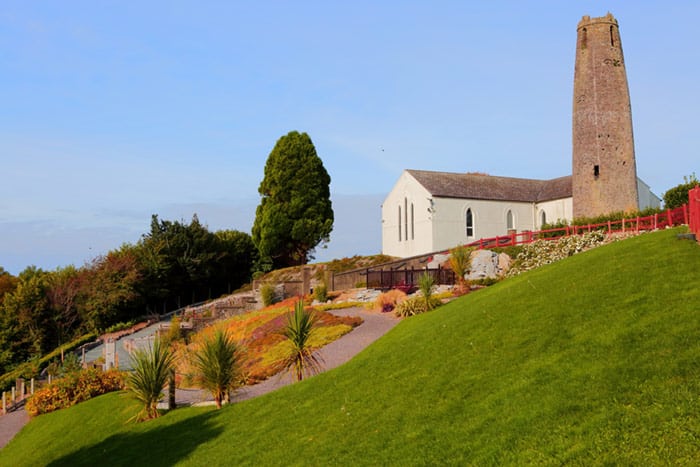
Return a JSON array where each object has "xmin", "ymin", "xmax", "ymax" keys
[{"xmin": 381, "ymin": 169, "xmax": 660, "ymax": 258}]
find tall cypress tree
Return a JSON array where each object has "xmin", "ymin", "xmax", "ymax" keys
[{"xmin": 252, "ymin": 131, "xmax": 333, "ymax": 269}]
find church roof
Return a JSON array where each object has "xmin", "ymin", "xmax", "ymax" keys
[{"xmin": 406, "ymin": 169, "xmax": 572, "ymax": 203}]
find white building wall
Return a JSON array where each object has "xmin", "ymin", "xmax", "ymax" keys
[
  {"xmin": 637, "ymin": 178, "xmax": 662, "ymax": 210},
  {"xmin": 534, "ymin": 198, "xmax": 573, "ymax": 228},
  {"xmin": 430, "ymin": 198, "xmax": 536, "ymax": 253},
  {"xmin": 381, "ymin": 171, "xmax": 433, "ymax": 257}
]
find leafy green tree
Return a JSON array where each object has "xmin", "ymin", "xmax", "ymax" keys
[
  {"xmin": 663, "ymin": 173, "xmax": 699, "ymax": 209},
  {"xmin": 126, "ymin": 338, "xmax": 175, "ymax": 421},
  {"xmin": 0, "ymin": 267, "xmax": 18, "ymax": 305},
  {"xmin": 252, "ymin": 131, "xmax": 333, "ymax": 269},
  {"xmin": 0, "ymin": 267, "xmax": 52, "ymax": 371},
  {"xmin": 79, "ymin": 249, "xmax": 142, "ymax": 332},
  {"xmin": 215, "ymin": 230, "xmax": 258, "ymax": 294},
  {"xmin": 190, "ymin": 328, "xmax": 242, "ymax": 409},
  {"xmin": 45, "ymin": 266, "xmax": 84, "ymax": 346},
  {"xmin": 138, "ymin": 215, "xmax": 249, "ymax": 311},
  {"xmin": 280, "ymin": 300, "xmax": 323, "ymax": 381}
]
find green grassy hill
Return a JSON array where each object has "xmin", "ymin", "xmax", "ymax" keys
[{"xmin": 3, "ymin": 228, "xmax": 700, "ymax": 465}]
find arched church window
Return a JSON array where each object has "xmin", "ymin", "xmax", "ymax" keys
[
  {"xmin": 410, "ymin": 203, "xmax": 414, "ymax": 240},
  {"xmin": 540, "ymin": 210, "xmax": 547, "ymax": 228},
  {"xmin": 404, "ymin": 198, "xmax": 408, "ymax": 241},
  {"xmin": 506, "ymin": 210, "xmax": 514, "ymax": 230},
  {"xmin": 466, "ymin": 208, "xmax": 474, "ymax": 237},
  {"xmin": 398, "ymin": 206, "xmax": 402, "ymax": 242}
]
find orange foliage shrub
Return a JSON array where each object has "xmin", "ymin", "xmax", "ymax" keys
[
  {"xmin": 25, "ymin": 368, "xmax": 125, "ymax": 417},
  {"xmin": 373, "ymin": 289, "xmax": 407, "ymax": 313}
]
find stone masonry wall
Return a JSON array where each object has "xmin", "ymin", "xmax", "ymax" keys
[{"xmin": 572, "ymin": 13, "xmax": 639, "ymax": 218}]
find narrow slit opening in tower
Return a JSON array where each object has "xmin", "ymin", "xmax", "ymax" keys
[
  {"xmin": 594, "ymin": 165, "xmax": 600, "ymax": 179},
  {"xmin": 581, "ymin": 28, "xmax": 587, "ymax": 49},
  {"xmin": 610, "ymin": 26, "xmax": 615, "ymax": 47}
]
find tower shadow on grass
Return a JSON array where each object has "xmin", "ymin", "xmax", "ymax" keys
[{"xmin": 47, "ymin": 410, "xmax": 224, "ymax": 467}]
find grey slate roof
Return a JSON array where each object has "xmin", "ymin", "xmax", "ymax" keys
[{"xmin": 406, "ymin": 169, "xmax": 572, "ymax": 203}]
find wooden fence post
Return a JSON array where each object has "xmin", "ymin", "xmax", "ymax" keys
[
  {"xmin": 2, "ymin": 392, "xmax": 5, "ymax": 415},
  {"xmin": 654, "ymin": 213, "xmax": 658, "ymax": 230},
  {"xmin": 11, "ymin": 387, "xmax": 15, "ymax": 404},
  {"xmin": 31, "ymin": 378, "xmax": 34, "ymax": 395}
]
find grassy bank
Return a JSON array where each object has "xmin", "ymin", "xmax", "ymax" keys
[{"xmin": 3, "ymin": 228, "xmax": 700, "ymax": 465}]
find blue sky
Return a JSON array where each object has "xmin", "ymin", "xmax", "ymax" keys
[{"xmin": 1, "ymin": 1, "xmax": 698, "ymax": 275}]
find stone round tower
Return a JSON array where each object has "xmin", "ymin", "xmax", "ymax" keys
[{"xmin": 572, "ymin": 13, "xmax": 639, "ymax": 218}]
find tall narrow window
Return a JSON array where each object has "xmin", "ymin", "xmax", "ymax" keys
[
  {"xmin": 404, "ymin": 198, "xmax": 408, "ymax": 241},
  {"xmin": 506, "ymin": 210, "xmax": 514, "ymax": 230},
  {"xmin": 594, "ymin": 165, "xmax": 600, "ymax": 179},
  {"xmin": 581, "ymin": 27, "xmax": 587, "ymax": 50},
  {"xmin": 410, "ymin": 203, "xmax": 414, "ymax": 240},
  {"xmin": 540, "ymin": 210, "xmax": 547, "ymax": 227},
  {"xmin": 466, "ymin": 208, "xmax": 474, "ymax": 237},
  {"xmin": 398, "ymin": 206, "xmax": 402, "ymax": 241},
  {"xmin": 610, "ymin": 25, "xmax": 615, "ymax": 47}
]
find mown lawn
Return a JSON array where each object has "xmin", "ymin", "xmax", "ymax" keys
[{"xmin": 3, "ymin": 228, "xmax": 700, "ymax": 465}]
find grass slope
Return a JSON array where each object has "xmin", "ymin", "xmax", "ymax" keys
[{"xmin": 3, "ymin": 228, "xmax": 700, "ymax": 465}]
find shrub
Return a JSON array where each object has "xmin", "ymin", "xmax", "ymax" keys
[
  {"xmin": 25, "ymin": 368, "xmax": 124, "ymax": 416},
  {"xmin": 663, "ymin": 173, "xmax": 699, "ymax": 209},
  {"xmin": 394, "ymin": 296, "xmax": 443, "ymax": 318},
  {"xmin": 162, "ymin": 316, "xmax": 183, "ymax": 345},
  {"xmin": 313, "ymin": 283, "xmax": 328, "ymax": 303},
  {"xmin": 103, "ymin": 321, "xmax": 136, "ymax": 334},
  {"xmin": 449, "ymin": 245, "xmax": 473, "ymax": 284},
  {"xmin": 372, "ymin": 289, "xmax": 407, "ymax": 313},
  {"xmin": 260, "ymin": 282, "xmax": 276, "ymax": 307}
]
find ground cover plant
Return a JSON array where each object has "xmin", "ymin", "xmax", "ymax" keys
[{"xmin": 4, "ymin": 228, "xmax": 700, "ymax": 465}]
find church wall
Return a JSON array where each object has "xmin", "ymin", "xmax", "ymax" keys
[
  {"xmin": 535, "ymin": 198, "xmax": 573, "ymax": 227},
  {"xmin": 430, "ymin": 198, "xmax": 536, "ymax": 253},
  {"xmin": 381, "ymin": 171, "xmax": 434, "ymax": 257}
]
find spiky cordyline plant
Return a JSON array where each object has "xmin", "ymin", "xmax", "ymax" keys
[
  {"xmin": 418, "ymin": 271, "xmax": 436, "ymax": 311},
  {"xmin": 190, "ymin": 327, "xmax": 242, "ymax": 409},
  {"xmin": 280, "ymin": 299, "xmax": 324, "ymax": 382},
  {"xmin": 126, "ymin": 337, "xmax": 175, "ymax": 421}
]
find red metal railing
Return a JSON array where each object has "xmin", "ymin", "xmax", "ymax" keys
[
  {"xmin": 466, "ymin": 205, "xmax": 690, "ymax": 250},
  {"xmin": 690, "ymin": 188, "xmax": 700, "ymax": 239}
]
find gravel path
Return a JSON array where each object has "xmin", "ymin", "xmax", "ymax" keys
[
  {"xmin": 0, "ymin": 408, "xmax": 29, "ymax": 449},
  {"xmin": 0, "ymin": 306, "xmax": 400, "ymax": 446}
]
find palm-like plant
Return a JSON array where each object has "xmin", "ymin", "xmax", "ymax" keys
[
  {"xmin": 280, "ymin": 299, "xmax": 323, "ymax": 382},
  {"xmin": 126, "ymin": 338, "xmax": 175, "ymax": 421},
  {"xmin": 190, "ymin": 328, "xmax": 241, "ymax": 409},
  {"xmin": 418, "ymin": 271, "xmax": 437, "ymax": 311}
]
